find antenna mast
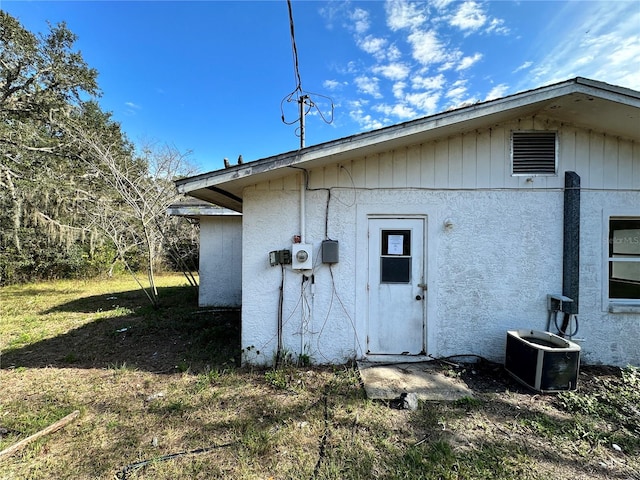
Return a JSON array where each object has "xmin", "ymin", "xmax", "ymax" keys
[
  {"xmin": 281, "ymin": 0, "xmax": 333, "ymax": 149},
  {"xmin": 299, "ymin": 95, "xmax": 308, "ymax": 148}
]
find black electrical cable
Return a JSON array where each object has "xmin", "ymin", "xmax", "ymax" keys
[
  {"xmin": 555, "ymin": 312, "xmax": 579, "ymax": 338},
  {"xmin": 286, "ymin": 0, "xmax": 302, "ymax": 93},
  {"xmin": 276, "ymin": 262, "xmax": 285, "ymax": 368},
  {"xmin": 280, "ymin": 0, "xmax": 334, "ymax": 131},
  {"xmin": 117, "ymin": 442, "xmax": 237, "ymax": 479}
]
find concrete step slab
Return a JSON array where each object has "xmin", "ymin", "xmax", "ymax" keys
[{"xmin": 357, "ymin": 361, "xmax": 474, "ymax": 402}]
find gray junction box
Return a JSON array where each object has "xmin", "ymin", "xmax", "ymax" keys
[{"xmin": 322, "ymin": 240, "xmax": 339, "ymax": 264}]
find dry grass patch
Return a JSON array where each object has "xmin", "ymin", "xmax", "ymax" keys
[{"xmin": 1, "ymin": 276, "xmax": 639, "ymax": 479}]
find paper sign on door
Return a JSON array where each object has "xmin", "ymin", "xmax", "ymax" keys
[{"xmin": 387, "ymin": 235, "xmax": 404, "ymax": 255}]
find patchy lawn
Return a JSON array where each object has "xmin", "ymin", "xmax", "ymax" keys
[{"xmin": 0, "ymin": 276, "xmax": 638, "ymax": 479}]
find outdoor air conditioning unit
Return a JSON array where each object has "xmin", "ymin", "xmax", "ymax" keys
[{"xmin": 505, "ymin": 329, "xmax": 580, "ymax": 393}]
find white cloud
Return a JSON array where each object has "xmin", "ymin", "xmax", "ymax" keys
[
  {"xmin": 513, "ymin": 61, "xmax": 533, "ymax": 73},
  {"xmin": 350, "ymin": 8, "xmax": 370, "ymax": 35},
  {"xmin": 450, "ymin": 1, "xmax": 487, "ymax": 33},
  {"xmin": 446, "ymin": 85, "xmax": 467, "ymax": 100},
  {"xmin": 438, "ymin": 55, "xmax": 461, "ymax": 72},
  {"xmin": 405, "ymin": 91, "xmax": 441, "ymax": 114},
  {"xmin": 349, "ymin": 99, "xmax": 386, "ymax": 130},
  {"xmin": 125, "ymin": 101, "xmax": 141, "ymax": 109},
  {"xmin": 525, "ymin": 1, "xmax": 640, "ymax": 91},
  {"xmin": 408, "ymin": 30, "xmax": 448, "ymax": 66},
  {"xmin": 603, "ymin": 34, "xmax": 640, "ymax": 67},
  {"xmin": 357, "ymin": 35, "xmax": 388, "ymax": 60},
  {"xmin": 432, "ymin": 0, "xmax": 455, "ymax": 10},
  {"xmin": 386, "ymin": 44, "xmax": 403, "ymax": 62},
  {"xmin": 457, "ymin": 52, "xmax": 482, "ymax": 71},
  {"xmin": 355, "ymin": 76, "xmax": 383, "ymax": 98},
  {"xmin": 374, "ymin": 102, "xmax": 416, "ymax": 120},
  {"xmin": 485, "ymin": 84, "xmax": 509, "ymax": 101},
  {"xmin": 323, "ymin": 79, "xmax": 345, "ymax": 91},
  {"xmin": 486, "ymin": 17, "xmax": 509, "ymax": 35},
  {"xmin": 372, "ymin": 62, "xmax": 411, "ymax": 81},
  {"xmin": 411, "ymin": 74, "xmax": 446, "ymax": 91},
  {"xmin": 385, "ymin": 0, "xmax": 427, "ymax": 31},
  {"xmin": 392, "ymin": 81, "xmax": 407, "ymax": 99},
  {"xmin": 445, "ymin": 80, "xmax": 468, "ymax": 102}
]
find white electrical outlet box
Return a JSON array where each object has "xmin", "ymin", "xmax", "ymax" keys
[{"xmin": 292, "ymin": 243, "xmax": 313, "ymax": 270}]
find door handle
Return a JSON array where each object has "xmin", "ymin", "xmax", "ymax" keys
[
  {"xmin": 417, "ymin": 283, "xmax": 428, "ymax": 291},
  {"xmin": 415, "ymin": 295, "xmax": 423, "ymax": 301}
]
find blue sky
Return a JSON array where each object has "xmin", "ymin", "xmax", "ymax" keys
[{"xmin": 2, "ymin": 1, "xmax": 639, "ymax": 172}]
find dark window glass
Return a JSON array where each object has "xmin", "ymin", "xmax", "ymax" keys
[
  {"xmin": 380, "ymin": 229, "xmax": 411, "ymax": 283},
  {"xmin": 381, "ymin": 258, "xmax": 411, "ymax": 283},
  {"xmin": 609, "ymin": 218, "xmax": 640, "ymax": 300}
]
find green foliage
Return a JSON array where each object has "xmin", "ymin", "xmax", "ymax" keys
[
  {"xmin": 556, "ymin": 366, "xmax": 640, "ymax": 452},
  {"xmin": 264, "ymin": 368, "xmax": 293, "ymax": 391},
  {"xmin": 0, "ymin": 12, "xmax": 200, "ymax": 287},
  {"xmin": 454, "ymin": 395, "xmax": 485, "ymax": 410}
]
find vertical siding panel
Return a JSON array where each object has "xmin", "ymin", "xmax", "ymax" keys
[
  {"xmin": 324, "ymin": 164, "xmax": 339, "ymax": 188},
  {"xmin": 392, "ymin": 148, "xmax": 408, "ymax": 187},
  {"xmin": 406, "ymin": 145, "xmax": 421, "ymax": 188},
  {"xmin": 502, "ymin": 126, "xmax": 519, "ymax": 188},
  {"xmin": 448, "ymin": 136, "xmax": 463, "ymax": 188},
  {"xmin": 336, "ymin": 161, "xmax": 349, "ymax": 188},
  {"xmin": 589, "ymin": 132, "xmax": 605, "ymax": 190},
  {"xmin": 574, "ymin": 129, "xmax": 590, "ymax": 186},
  {"xmin": 461, "ymin": 132, "xmax": 477, "ymax": 188},
  {"xmin": 603, "ymin": 135, "xmax": 619, "ymax": 189},
  {"xmin": 633, "ymin": 142, "xmax": 640, "ymax": 190},
  {"xmin": 283, "ymin": 172, "xmax": 298, "ymax": 191},
  {"xmin": 517, "ymin": 175, "xmax": 534, "ymax": 188},
  {"xmin": 434, "ymin": 140, "xmax": 448, "ymax": 187},
  {"xmin": 560, "ymin": 126, "xmax": 577, "ymax": 173},
  {"xmin": 518, "ymin": 117, "xmax": 534, "ymax": 130},
  {"xmin": 421, "ymin": 142, "xmax": 436, "ymax": 188},
  {"xmin": 269, "ymin": 177, "xmax": 284, "ymax": 191},
  {"xmin": 617, "ymin": 140, "xmax": 632, "ymax": 190},
  {"xmin": 351, "ymin": 157, "xmax": 366, "ymax": 188},
  {"xmin": 532, "ymin": 116, "xmax": 546, "ymax": 130},
  {"xmin": 379, "ymin": 151, "xmax": 393, "ymax": 188},
  {"xmin": 308, "ymin": 166, "xmax": 323, "ymax": 189},
  {"xmin": 476, "ymin": 129, "xmax": 491, "ymax": 188},
  {"xmin": 365, "ymin": 154, "xmax": 380, "ymax": 188},
  {"xmin": 490, "ymin": 126, "xmax": 505, "ymax": 188}
]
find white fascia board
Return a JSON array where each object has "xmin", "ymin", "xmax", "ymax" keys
[{"xmin": 167, "ymin": 205, "xmax": 241, "ymax": 217}]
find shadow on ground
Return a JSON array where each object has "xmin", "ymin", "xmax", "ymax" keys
[{"xmin": 1, "ymin": 286, "xmax": 240, "ymax": 373}]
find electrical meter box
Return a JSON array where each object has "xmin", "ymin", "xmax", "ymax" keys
[
  {"xmin": 292, "ymin": 244, "xmax": 313, "ymax": 270},
  {"xmin": 322, "ymin": 240, "xmax": 339, "ymax": 264}
]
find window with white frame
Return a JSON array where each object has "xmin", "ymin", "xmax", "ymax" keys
[
  {"xmin": 511, "ymin": 131, "xmax": 557, "ymax": 175},
  {"xmin": 608, "ymin": 217, "xmax": 640, "ymax": 302}
]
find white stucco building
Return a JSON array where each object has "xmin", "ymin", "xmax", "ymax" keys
[
  {"xmin": 167, "ymin": 201, "xmax": 242, "ymax": 307},
  {"xmin": 176, "ymin": 78, "xmax": 640, "ymax": 367}
]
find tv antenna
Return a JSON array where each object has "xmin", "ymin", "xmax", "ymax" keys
[{"xmin": 280, "ymin": 0, "xmax": 334, "ymax": 149}]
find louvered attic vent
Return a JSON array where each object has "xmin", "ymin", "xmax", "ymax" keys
[{"xmin": 511, "ymin": 131, "xmax": 557, "ymax": 175}]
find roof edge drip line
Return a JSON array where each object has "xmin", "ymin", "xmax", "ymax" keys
[{"xmin": 205, "ymin": 186, "xmax": 243, "ymax": 205}]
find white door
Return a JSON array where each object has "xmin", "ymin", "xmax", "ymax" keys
[{"xmin": 367, "ymin": 217, "xmax": 426, "ymax": 355}]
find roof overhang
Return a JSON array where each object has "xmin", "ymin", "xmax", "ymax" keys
[
  {"xmin": 176, "ymin": 77, "xmax": 640, "ymax": 212},
  {"xmin": 167, "ymin": 202, "xmax": 241, "ymax": 219}
]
